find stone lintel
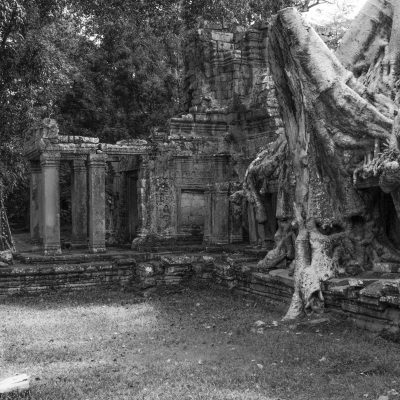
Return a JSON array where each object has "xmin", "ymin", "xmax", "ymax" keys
[
  {"xmin": 58, "ymin": 135, "xmax": 100, "ymax": 144},
  {"xmin": 30, "ymin": 160, "xmax": 41, "ymax": 173},
  {"xmin": 40, "ymin": 152, "xmax": 61, "ymax": 167},
  {"xmin": 88, "ymin": 153, "xmax": 108, "ymax": 166},
  {"xmin": 103, "ymin": 144, "xmax": 150, "ymax": 156}
]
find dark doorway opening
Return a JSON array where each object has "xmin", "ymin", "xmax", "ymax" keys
[
  {"xmin": 380, "ymin": 191, "xmax": 400, "ymax": 250},
  {"xmin": 127, "ymin": 171, "xmax": 139, "ymax": 241},
  {"xmin": 179, "ymin": 190, "xmax": 205, "ymax": 242}
]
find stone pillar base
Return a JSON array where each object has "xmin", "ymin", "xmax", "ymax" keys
[
  {"xmin": 229, "ymin": 234, "xmax": 243, "ymax": 243},
  {"xmin": 43, "ymin": 244, "xmax": 62, "ymax": 255},
  {"xmin": 210, "ymin": 237, "xmax": 229, "ymax": 245},
  {"xmin": 70, "ymin": 242, "xmax": 88, "ymax": 250},
  {"xmin": 88, "ymin": 245, "xmax": 106, "ymax": 254}
]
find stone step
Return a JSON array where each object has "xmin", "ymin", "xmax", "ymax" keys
[
  {"xmin": 15, "ymin": 243, "xmax": 258, "ymax": 265},
  {"xmin": 0, "ymin": 261, "xmax": 135, "ymax": 275},
  {"xmin": 15, "ymin": 250, "xmax": 163, "ymax": 265},
  {"xmin": 0, "ymin": 261, "xmax": 137, "ymax": 296},
  {"xmin": 233, "ymin": 261, "xmax": 261, "ymax": 273},
  {"xmin": 225, "ymin": 255, "xmax": 260, "ymax": 267},
  {"xmin": 15, "ymin": 251, "xmax": 122, "ymax": 265}
]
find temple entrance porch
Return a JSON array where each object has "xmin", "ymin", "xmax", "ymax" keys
[{"xmin": 25, "ymin": 120, "xmax": 150, "ymax": 255}]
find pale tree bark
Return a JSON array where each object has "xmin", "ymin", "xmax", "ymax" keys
[
  {"xmin": 337, "ymin": 0, "xmax": 400, "ymax": 102},
  {"xmin": 243, "ymin": 135, "xmax": 286, "ymax": 224}
]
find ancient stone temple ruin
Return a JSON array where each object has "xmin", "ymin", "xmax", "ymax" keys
[
  {"xmin": 9, "ymin": 0, "xmax": 400, "ymax": 334},
  {"xmin": 25, "ymin": 119, "xmax": 150, "ymax": 254},
  {"xmin": 25, "ymin": 21, "xmax": 283, "ymax": 253},
  {"xmin": 142, "ymin": 21, "xmax": 282, "ymax": 246}
]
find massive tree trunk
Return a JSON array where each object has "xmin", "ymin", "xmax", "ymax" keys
[{"xmin": 264, "ymin": 4, "xmax": 400, "ymax": 319}]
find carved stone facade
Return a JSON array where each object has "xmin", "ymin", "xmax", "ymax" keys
[{"xmin": 137, "ymin": 22, "xmax": 283, "ymax": 246}]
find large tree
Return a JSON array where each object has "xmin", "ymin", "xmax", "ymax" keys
[{"xmin": 252, "ymin": 0, "xmax": 400, "ymax": 319}]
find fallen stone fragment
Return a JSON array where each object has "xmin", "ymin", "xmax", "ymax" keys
[
  {"xmin": 0, "ymin": 250, "xmax": 13, "ymax": 265},
  {"xmin": 0, "ymin": 374, "xmax": 30, "ymax": 394}
]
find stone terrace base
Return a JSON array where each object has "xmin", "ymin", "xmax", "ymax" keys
[{"xmin": 3, "ymin": 249, "xmax": 400, "ymax": 334}]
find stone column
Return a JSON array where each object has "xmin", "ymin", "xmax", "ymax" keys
[
  {"xmin": 87, "ymin": 153, "xmax": 107, "ymax": 253},
  {"xmin": 203, "ymin": 185, "xmax": 212, "ymax": 244},
  {"xmin": 111, "ymin": 162, "xmax": 121, "ymax": 239},
  {"xmin": 30, "ymin": 160, "xmax": 42, "ymax": 245},
  {"xmin": 210, "ymin": 183, "xmax": 230, "ymax": 245},
  {"xmin": 71, "ymin": 158, "xmax": 88, "ymax": 247},
  {"xmin": 40, "ymin": 152, "xmax": 61, "ymax": 255},
  {"xmin": 136, "ymin": 156, "xmax": 150, "ymax": 241}
]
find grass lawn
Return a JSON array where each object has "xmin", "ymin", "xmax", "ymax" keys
[{"xmin": 0, "ymin": 284, "xmax": 399, "ymax": 400}]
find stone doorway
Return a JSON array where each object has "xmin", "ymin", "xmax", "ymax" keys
[
  {"xmin": 379, "ymin": 191, "xmax": 400, "ymax": 250},
  {"xmin": 179, "ymin": 190, "xmax": 206, "ymax": 241},
  {"xmin": 60, "ymin": 160, "xmax": 73, "ymax": 247}
]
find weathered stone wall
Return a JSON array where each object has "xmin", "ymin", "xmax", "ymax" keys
[
  {"xmin": 183, "ymin": 23, "xmax": 267, "ymax": 110},
  {"xmin": 0, "ymin": 262, "xmax": 135, "ymax": 295},
  {"xmin": 143, "ymin": 136, "xmax": 236, "ymax": 242},
  {"xmin": 5, "ymin": 250, "xmax": 400, "ymax": 334}
]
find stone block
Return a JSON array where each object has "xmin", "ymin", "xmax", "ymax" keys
[
  {"xmin": 203, "ymin": 21, "xmax": 223, "ymax": 30},
  {"xmin": 373, "ymin": 262, "xmax": 400, "ymax": 273},
  {"xmin": 165, "ymin": 265, "xmax": 192, "ymax": 276},
  {"xmin": 0, "ymin": 250, "xmax": 13, "ymax": 265},
  {"xmin": 218, "ymin": 42, "xmax": 234, "ymax": 51},
  {"xmin": 360, "ymin": 280, "xmax": 400, "ymax": 298},
  {"xmin": 137, "ymin": 262, "xmax": 156, "ymax": 277},
  {"xmin": 211, "ymin": 32, "xmax": 234, "ymax": 42},
  {"xmin": 116, "ymin": 258, "xmax": 137, "ymax": 267},
  {"xmin": 160, "ymin": 255, "xmax": 192, "ymax": 266}
]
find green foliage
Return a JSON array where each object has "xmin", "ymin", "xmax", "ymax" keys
[
  {"xmin": 55, "ymin": 0, "xmax": 184, "ymax": 142},
  {"xmin": 0, "ymin": 0, "xmax": 79, "ymax": 223}
]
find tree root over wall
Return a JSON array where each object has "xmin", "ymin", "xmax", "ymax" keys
[{"xmin": 267, "ymin": 4, "xmax": 400, "ymax": 319}]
